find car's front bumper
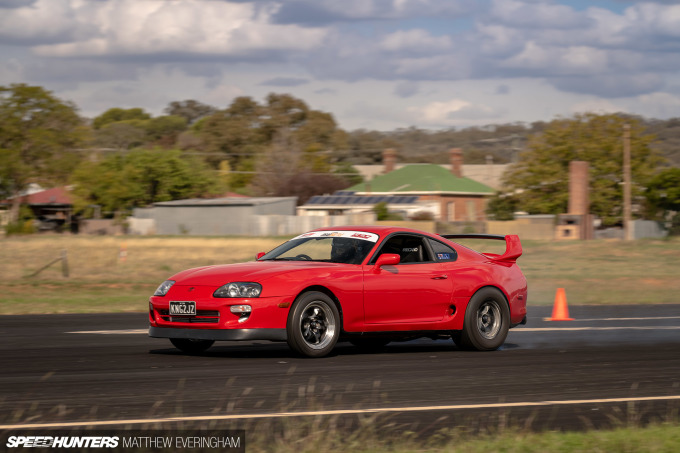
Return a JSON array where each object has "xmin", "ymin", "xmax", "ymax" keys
[{"xmin": 149, "ymin": 326, "xmax": 287, "ymax": 341}]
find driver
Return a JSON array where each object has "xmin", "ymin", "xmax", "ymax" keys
[{"xmin": 331, "ymin": 237, "xmax": 361, "ymax": 264}]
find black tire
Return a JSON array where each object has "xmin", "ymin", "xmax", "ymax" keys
[
  {"xmin": 170, "ymin": 338, "xmax": 214, "ymax": 354},
  {"xmin": 350, "ymin": 338, "xmax": 390, "ymax": 350},
  {"xmin": 458, "ymin": 287, "xmax": 509, "ymax": 351},
  {"xmin": 287, "ymin": 291, "xmax": 340, "ymax": 358},
  {"xmin": 450, "ymin": 331, "xmax": 462, "ymax": 347}
]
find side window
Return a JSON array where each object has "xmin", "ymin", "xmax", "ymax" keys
[
  {"xmin": 374, "ymin": 235, "xmax": 433, "ymax": 264},
  {"xmin": 428, "ymin": 238, "xmax": 458, "ymax": 262}
]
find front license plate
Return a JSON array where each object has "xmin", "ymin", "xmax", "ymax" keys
[{"xmin": 169, "ymin": 301, "xmax": 196, "ymax": 315}]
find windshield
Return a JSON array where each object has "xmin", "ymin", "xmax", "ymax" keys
[{"xmin": 259, "ymin": 231, "xmax": 379, "ymax": 265}]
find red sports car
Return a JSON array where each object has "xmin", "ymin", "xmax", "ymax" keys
[{"xmin": 149, "ymin": 226, "xmax": 527, "ymax": 357}]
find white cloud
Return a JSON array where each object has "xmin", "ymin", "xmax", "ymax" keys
[
  {"xmin": 394, "ymin": 81, "xmax": 419, "ymax": 98},
  {"xmin": 271, "ymin": 0, "xmax": 479, "ymax": 24},
  {"xmin": 25, "ymin": 0, "xmax": 327, "ymax": 58},
  {"xmin": 625, "ymin": 3, "xmax": 680, "ymax": 39},
  {"xmin": 407, "ymin": 99, "xmax": 500, "ymax": 126},
  {"xmin": 0, "ymin": 57, "xmax": 23, "ymax": 81},
  {"xmin": 0, "ymin": 0, "xmax": 90, "ymax": 45},
  {"xmin": 505, "ymin": 43, "xmax": 611, "ymax": 76},
  {"xmin": 203, "ymin": 83, "xmax": 245, "ymax": 109},
  {"xmin": 569, "ymin": 99, "xmax": 621, "ymax": 116},
  {"xmin": 2, "ymin": 0, "xmax": 680, "ymax": 131},
  {"xmin": 488, "ymin": 0, "xmax": 589, "ymax": 29},
  {"xmin": 259, "ymin": 77, "xmax": 310, "ymax": 87},
  {"xmin": 636, "ymin": 92, "xmax": 680, "ymax": 118},
  {"xmin": 379, "ymin": 29, "xmax": 452, "ymax": 54}
]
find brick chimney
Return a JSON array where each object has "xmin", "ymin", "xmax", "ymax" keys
[
  {"xmin": 568, "ymin": 161, "xmax": 589, "ymax": 215},
  {"xmin": 383, "ymin": 148, "xmax": 397, "ymax": 173},
  {"xmin": 449, "ymin": 148, "xmax": 463, "ymax": 177}
]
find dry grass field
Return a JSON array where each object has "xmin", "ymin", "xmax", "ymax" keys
[
  {"xmin": 0, "ymin": 235, "xmax": 285, "ymax": 314},
  {"xmin": 1, "ymin": 234, "xmax": 679, "ymax": 314}
]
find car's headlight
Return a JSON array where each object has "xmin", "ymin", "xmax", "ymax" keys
[
  {"xmin": 213, "ymin": 282, "xmax": 262, "ymax": 298},
  {"xmin": 154, "ymin": 280, "xmax": 175, "ymax": 297}
]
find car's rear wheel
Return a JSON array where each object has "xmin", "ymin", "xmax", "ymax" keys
[
  {"xmin": 170, "ymin": 338, "xmax": 214, "ymax": 354},
  {"xmin": 287, "ymin": 291, "xmax": 340, "ymax": 358},
  {"xmin": 457, "ymin": 287, "xmax": 509, "ymax": 351}
]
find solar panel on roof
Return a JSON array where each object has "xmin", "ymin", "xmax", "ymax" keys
[{"xmin": 303, "ymin": 193, "xmax": 424, "ymax": 207}]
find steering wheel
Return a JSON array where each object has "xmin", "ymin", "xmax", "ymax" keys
[{"xmin": 295, "ymin": 254, "xmax": 312, "ymax": 261}]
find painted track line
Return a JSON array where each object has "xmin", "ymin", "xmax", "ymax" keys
[
  {"xmin": 572, "ymin": 316, "xmax": 680, "ymax": 322},
  {"xmin": 3, "ymin": 395, "xmax": 680, "ymax": 430},
  {"xmin": 67, "ymin": 329, "xmax": 148, "ymax": 335},
  {"xmin": 515, "ymin": 326, "xmax": 680, "ymax": 332}
]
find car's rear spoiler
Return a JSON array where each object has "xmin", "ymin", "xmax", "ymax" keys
[{"xmin": 439, "ymin": 234, "xmax": 522, "ymax": 262}]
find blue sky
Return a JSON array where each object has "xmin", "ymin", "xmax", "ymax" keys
[{"xmin": 1, "ymin": 0, "xmax": 679, "ymax": 130}]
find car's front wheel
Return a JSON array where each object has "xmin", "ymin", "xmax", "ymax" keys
[
  {"xmin": 457, "ymin": 287, "xmax": 509, "ymax": 351},
  {"xmin": 287, "ymin": 291, "xmax": 340, "ymax": 358},
  {"xmin": 170, "ymin": 338, "xmax": 214, "ymax": 354}
]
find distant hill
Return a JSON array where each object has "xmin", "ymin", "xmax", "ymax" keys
[{"xmin": 338, "ymin": 115, "xmax": 680, "ymax": 168}]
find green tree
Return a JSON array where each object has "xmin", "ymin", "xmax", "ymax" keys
[
  {"xmin": 195, "ymin": 96, "xmax": 267, "ymax": 180},
  {"xmin": 501, "ymin": 113, "xmax": 662, "ymax": 226},
  {"xmin": 164, "ymin": 100, "xmax": 216, "ymax": 125},
  {"xmin": 94, "ymin": 122, "xmax": 146, "ymax": 150},
  {"xmin": 644, "ymin": 167, "xmax": 680, "ymax": 235},
  {"xmin": 373, "ymin": 202, "xmax": 403, "ymax": 221},
  {"xmin": 259, "ymin": 93, "xmax": 308, "ymax": 142},
  {"xmin": 144, "ymin": 115, "xmax": 188, "ymax": 143},
  {"xmin": 333, "ymin": 162, "xmax": 363, "ymax": 186},
  {"xmin": 486, "ymin": 192, "xmax": 519, "ymax": 221},
  {"xmin": 93, "ymin": 114, "xmax": 187, "ymax": 149},
  {"xmin": 250, "ymin": 129, "xmax": 348, "ymax": 204},
  {"xmin": 92, "ymin": 107, "xmax": 150, "ymax": 129},
  {"xmin": 217, "ymin": 160, "xmax": 232, "ymax": 193},
  {"xmin": 194, "ymin": 93, "xmax": 348, "ymax": 191},
  {"xmin": 0, "ymin": 84, "xmax": 86, "ymax": 221},
  {"xmin": 70, "ymin": 148, "xmax": 221, "ymax": 216}
]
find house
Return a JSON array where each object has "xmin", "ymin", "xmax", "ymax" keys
[
  {"xmin": 131, "ymin": 196, "xmax": 298, "ymax": 235},
  {"xmin": 298, "ymin": 149, "xmax": 495, "ymax": 221},
  {"xmin": 0, "ymin": 186, "xmax": 74, "ymax": 231}
]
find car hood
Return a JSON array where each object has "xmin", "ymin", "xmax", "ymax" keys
[{"xmin": 171, "ymin": 260, "xmax": 349, "ymax": 286}]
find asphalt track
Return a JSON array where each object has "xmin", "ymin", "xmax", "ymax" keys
[{"xmin": 1, "ymin": 305, "xmax": 680, "ymax": 436}]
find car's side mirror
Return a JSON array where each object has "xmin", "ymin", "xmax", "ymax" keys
[
  {"xmin": 373, "ymin": 253, "xmax": 400, "ymax": 272},
  {"xmin": 256, "ymin": 252, "xmax": 266, "ymax": 260}
]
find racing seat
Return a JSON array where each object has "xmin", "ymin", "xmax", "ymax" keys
[{"xmin": 399, "ymin": 238, "xmax": 424, "ymax": 263}]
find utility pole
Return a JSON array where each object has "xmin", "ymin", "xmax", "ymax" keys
[{"xmin": 623, "ymin": 124, "xmax": 632, "ymax": 241}]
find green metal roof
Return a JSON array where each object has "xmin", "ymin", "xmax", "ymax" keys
[{"xmin": 348, "ymin": 164, "xmax": 494, "ymax": 195}]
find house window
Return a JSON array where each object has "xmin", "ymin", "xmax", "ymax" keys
[
  {"xmin": 447, "ymin": 202, "xmax": 455, "ymax": 222},
  {"xmin": 466, "ymin": 201, "xmax": 476, "ymax": 221}
]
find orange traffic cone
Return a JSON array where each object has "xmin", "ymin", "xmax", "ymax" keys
[{"xmin": 548, "ymin": 288, "xmax": 574, "ymax": 321}]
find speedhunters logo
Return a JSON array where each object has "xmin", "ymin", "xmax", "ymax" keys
[
  {"xmin": 3, "ymin": 430, "xmax": 245, "ymax": 451},
  {"xmin": 6, "ymin": 436, "xmax": 119, "ymax": 448}
]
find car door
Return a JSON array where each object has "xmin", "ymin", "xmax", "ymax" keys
[{"xmin": 362, "ymin": 234, "xmax": 453, "ymax": 325}]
